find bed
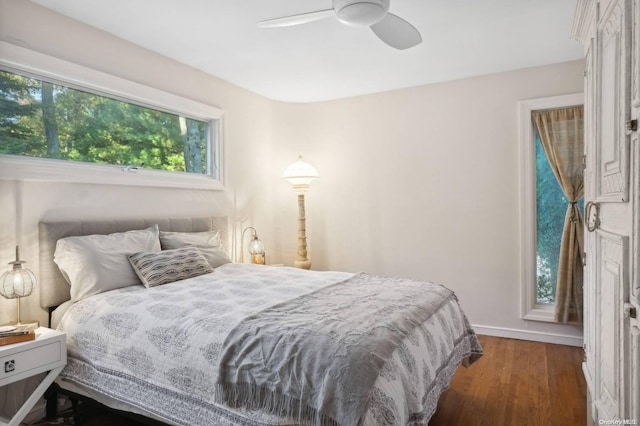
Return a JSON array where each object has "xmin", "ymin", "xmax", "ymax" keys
[{"xmin": 39, "ymin": 216, "xmax": 482, "ymax": 425}]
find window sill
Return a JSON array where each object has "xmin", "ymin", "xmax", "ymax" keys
[
  {"xmin": 522, "ymin": 304, "xmax": 556, "ymax": 322},
  {"xmin": 0, "ymin": 155, "xmax": 224, "ymax": 190}
]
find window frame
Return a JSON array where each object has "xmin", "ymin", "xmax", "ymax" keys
[
  {"xmin": 0, "ymin": 42, "xmax": 225, "ymax": 190},
  {"xmin": 518, "ymin": 93, "xmax": 584, "ymax": 322}
]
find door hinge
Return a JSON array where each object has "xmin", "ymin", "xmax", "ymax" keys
[
  {"xmin": 625, "ymin": 119, "xmax": 638, "ymax": 134},
  {"xmin": 624, "ymin": 303, "xmax": 637, "ymax": 319},
  {"xmin": 582, "ymin": 155, "xmax": 586, "ymax": 169}
]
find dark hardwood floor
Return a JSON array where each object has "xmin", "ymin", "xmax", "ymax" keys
[{"xmin": 36, "ymin": 335, "xmax": 586, "ymax": 426}]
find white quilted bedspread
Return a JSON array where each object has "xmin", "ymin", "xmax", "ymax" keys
[{"xmin": 57, "ymin": 264, "xmax": 481, "ymax": 425}]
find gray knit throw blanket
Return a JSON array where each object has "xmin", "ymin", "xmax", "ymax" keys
[{"xmin": 216, "ymin": 273, "xmax": 455, "ymax": 426}]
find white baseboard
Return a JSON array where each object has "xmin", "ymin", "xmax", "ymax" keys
[{"xmin": 472, "ymin": 324, "xmax": 583, "ymax": 347}]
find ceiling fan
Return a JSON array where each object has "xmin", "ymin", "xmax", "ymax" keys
[{"xmin": 258, "ymin": 0, "xmax": 422, "ymax": 50}]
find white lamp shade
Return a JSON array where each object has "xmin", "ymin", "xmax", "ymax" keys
[
  {"xmin": 0, "ymin": 268, "xmax": 36, "ymax": 299},
  {"xmin": 248, "ymin": 237, "xmax": 265, "ymax": 255},
  {"xmin": 282, "ymin": 156, "xmax": 319, "ymax": 191}
]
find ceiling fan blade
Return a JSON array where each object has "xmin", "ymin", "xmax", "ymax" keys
[
  {"xmin": 258, "ymin": 9, "xmax": 334, "ymax": 28},
  {"xmin": 370, "ymin": 13, "xmax": 422, "ymax": 50}
]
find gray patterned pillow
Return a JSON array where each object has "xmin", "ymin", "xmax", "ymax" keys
[{"xmin": 127, "ymin": 246, "xmax": 214, "ymax": 288}]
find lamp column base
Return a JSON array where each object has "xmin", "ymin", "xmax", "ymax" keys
[
  {"xmin": 294, "ymin": 259, "xmax": 311, "ymax": 270},
  {"xmin": 295, "ymin": 193, "xmax": 312, "ymax": 270}
]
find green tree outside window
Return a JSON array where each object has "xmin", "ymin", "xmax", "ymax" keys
[
  {"xmin": 535, "ymin": 132, "xmax": 583, "ymax": 303},
  {"xmin": 0, "ymin": 70, "xmax": 209, "ymax": 174}
]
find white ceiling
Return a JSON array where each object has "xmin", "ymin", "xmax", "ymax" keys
[{"xmin": 31, "ymin": 0, "xmax": 583, "ymax": 103}]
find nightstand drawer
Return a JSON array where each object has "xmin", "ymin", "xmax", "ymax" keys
[{"xmin": 0, "ymin": 340, "xmax": 63, "ymax": 382}]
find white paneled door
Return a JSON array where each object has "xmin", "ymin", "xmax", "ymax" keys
[{"xmin": 584, "ymin": 0, "xmax": 639, "ymax": 422}]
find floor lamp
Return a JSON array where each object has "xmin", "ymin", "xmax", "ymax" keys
[{"xmin": 282, "ymin": 156, "xmax": 319, "ymax": 269}]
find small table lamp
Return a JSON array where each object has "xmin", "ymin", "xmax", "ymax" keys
[
  {"xmin": 282, "ymin": 156, "xmax": 319, "ymax": 269},
  {"xmin": 241, "ymin": 227, "xmax": 266, "ymax": 265},
  {"xmin": 0, "ymin": 246, "xmax": 37, "ymax": 325}
]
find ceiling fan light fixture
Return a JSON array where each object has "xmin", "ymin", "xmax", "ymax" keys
[
  {"xmin": 335, "ymin": 1, "xmax": 388, "ymax": 27},
  {"xmin": 257, "ymin": 0, "xmax": 421, "ymax": 50}
]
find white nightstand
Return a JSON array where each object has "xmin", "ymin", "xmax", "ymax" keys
[{"xmin": 0, "ymin": 327, "xmax": 66, "ymax": 426}]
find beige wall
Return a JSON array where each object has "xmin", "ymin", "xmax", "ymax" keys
[
  {"xmin": 0, "ymin": 0, "xmax": 584, "ymax": 341},
  {"xmin": 270, "ymin": 60, "xmax": 585, "ymax": 340}
]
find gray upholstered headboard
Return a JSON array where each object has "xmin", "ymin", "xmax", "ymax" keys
[{"xmin": 39, "ymin": 216, "xmax": 229, "ymax": 309}]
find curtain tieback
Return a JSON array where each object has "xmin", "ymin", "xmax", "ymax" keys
[{"xmin": 568, "ymin": 201, "xmax": 579, "ymax": 222}]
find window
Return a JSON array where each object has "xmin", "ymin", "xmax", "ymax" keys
[
  {"xmin": 519, "ymin": 93, "xmax": 584, "ymax": 322},
  {"xmin": 0, "ymin": 42, "xmax": 224, "ymax": 190},
  {"xmin": 535, "ymin": 132, "xmax": 584, "ymax": 304}
]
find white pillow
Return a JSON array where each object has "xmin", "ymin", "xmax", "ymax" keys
[
  {"xmin": 159, "ymin": 230, "xmax": 231, "ymax": 268},
  {"xmin": 54, "ymin": 225, "xmax": 161, "ymax": 301}
]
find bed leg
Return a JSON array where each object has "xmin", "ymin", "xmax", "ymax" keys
[
  {"xmin": 70, "ymin": 398, "xmax": 84, "ymax": 425},
  {"xmin": 44, "ymin": 384, "xmax": 58, "ymax": 417}
]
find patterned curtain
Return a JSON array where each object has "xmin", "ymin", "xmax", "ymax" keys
[{"xmin": 532, "ymin": 106, "xmax": 584, "ymax": 323}]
